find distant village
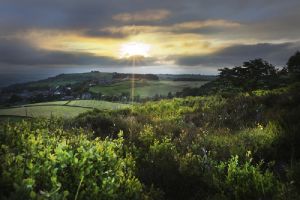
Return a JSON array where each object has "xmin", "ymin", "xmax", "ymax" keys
[
  {"xmin": 1, "ymin": 83, "xmax": 92, "ymax": 105},
  {"xmin": 0, "ymin": 72, "xmax": 162, "ymax": 105}
]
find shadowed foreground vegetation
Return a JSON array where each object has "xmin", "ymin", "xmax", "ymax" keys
[
  {"xmin": 1, "ymin": 83, "xmax": 300, "ymax": 199},
  {"xmin": 1, "ymin": 53, "xmax": 300, "ymax": 199}
]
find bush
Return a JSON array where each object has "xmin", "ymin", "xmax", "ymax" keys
[
  {"xmin": 0, "ymin": 119, "xmax": 143, "ymax": 200},
  {"xmin": 212, "ymin": 152, "xmax": 282, "ymax": 200}
]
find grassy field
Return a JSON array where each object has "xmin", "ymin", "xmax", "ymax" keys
[
  {"xmin": 0, "ymin": 100, "xmax": 128, "ymax": 118},
  {"xmin": 27, "ymin": 72, "xmax": 113, "ymax": 88},
  {"xmin": 0, "ymin": 106, "xmax": 90, "ymax": 118},
  {"xmin": 23, "ymin": 101, "xmax": 69, "ymax": 106},
  {"xmin": 89, "ymin": 80, "xmax": 208, "ymax": 97},
  {"xmin": 66, "ymin": 100, "xmax": 128, "ymax": 109}
]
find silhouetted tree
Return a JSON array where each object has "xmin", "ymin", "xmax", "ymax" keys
[
  {"xmin": 218, "ymin": 59, "xmax": 279, "ymax": 91},
  {"xmin": 279, "ymin": 66, "xmax": 288, "ymax": 76},
  {"xmin": 287, "ymin": 51, "xmax": 300, "ymax": 80},
  {"xmin": 8, "ymin": 94, "xmax": 22, "ymax": 103},
  {"xmin": 167, "ymin": 92, "xmax": 173, "ymax": 99}
]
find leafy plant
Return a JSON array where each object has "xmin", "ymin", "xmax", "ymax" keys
[
  {"xmin": 213, "ymin": 152, "xmax": 281, "ymax": 200},
  {"xmin": 0, "ymin": 120, "xmax": 143, "ymax": 200}
]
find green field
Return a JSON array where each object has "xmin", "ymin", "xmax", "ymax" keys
[
  {"xmin": 23, "ymin": 101, "xmax": 69, "ymax": 106},
  {"xmin": 0, "ymin": 106, "xmax": 90, "ymax": 118},
  {"xmin": 89, "ymin": 80, "xmax": 208, "ymax": 97},
  {"xmin": 66, "ymin": 100, "xmax": 128, "ymax": 110},
  {"xmin": 27, "ymin": 72, "xmax": 113, "ymax": 88},
  {"xmin": 0, "ymin": 100, "xmax": 128, "ymax": 118}
]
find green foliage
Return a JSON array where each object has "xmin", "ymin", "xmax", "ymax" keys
[
  {"xmin": 89, "ymin": 80, "xmax": 207, "ymax": 98},
  {"xmin": 0, "ymin": 120, "xmax": 143, "ymax": 200},
  {"xmin": 213, "ymin": 152, "xmax": 281, "ymax": 200},
  {"xmin": 135, "ymin": 126, "xmax": 184, "ymax": 200},
  {"xmin": 219, "ymin": 59, "xmax": 280, "ymax": 91},
  {"xmin": 287, "ymin": 162, "xmax": 300, "ymax": 194},
  {"xmin": 287, "ymin": 51, "xmax": 300, "ymax": 80},
  {"xmin": 1, "ymin": 79, "xmax": 300, "ymax": 199}
]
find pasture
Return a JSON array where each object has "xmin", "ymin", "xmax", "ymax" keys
[
  {"xmin": 89, "ymin": 80, "xmax": 208, "ymax": 97},
  {"xmin": 27, "ymin": 72, "xmax": 113, "ymax": 88},
  {"xmin": 0, "ymin": 100, "xmax": 128, "ymax": 118}
]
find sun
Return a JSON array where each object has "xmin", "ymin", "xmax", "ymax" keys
[{"xmin": 119, "ymin": 42, "xmax": 151, "ymax": 58}]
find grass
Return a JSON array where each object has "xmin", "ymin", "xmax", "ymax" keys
[
  {"xmin": 66, "ymin": 100, "xmax": 129, "ymax": 109},
  {"xmin": 27, "ymin": 72, "xmax": 113, "ymax": 88},
  {"xmin": 0, "ymin": 106, "xmax": 90, "ymax": 118},
  {"xmin": 0, "ymin": 100, "xmax": 128, "ymax": 118},
  {"xmin": 0, "ymin": 115, "xmax": 28, "ymax": 123},
  {"xmin": 89, "ymin": 80, "xmax": 208, "ymax": 97},
  {"xmin": 23, "ymin": 101, "xmax": 69, "ymax": 106}
]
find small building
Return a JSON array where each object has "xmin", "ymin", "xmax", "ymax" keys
[
  {"xmin": 54, "ymin": 91, "xmax": 61, "ymax": 95},
  {"xmin": 81, "ymin": 92, "xmax": 92, "ymax": 100}
]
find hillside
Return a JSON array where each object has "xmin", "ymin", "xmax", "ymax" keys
[
  {"xmin": 0, "ymin": 100, "xmax": 128, "ymax": 118},
  {"xmin": 1, "ymin": 83, "xmax": 300, "ymax": 199},
  {"xmin": 0, "ymin": 72, "xmax": 214, "ymax": 105},
  {"xmin": 89, "ymin": 80, "xmax": 208, "ymax": 98},
  {"xmin": 1, "ymin": 58, "xmax": 300, "ymax": 199}
]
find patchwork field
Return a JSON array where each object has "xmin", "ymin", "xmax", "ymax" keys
[
  {"xmin": 66, "ymin": 100, "xmax": 128, "ymax": 110},
  {"xmin": 0, "ymin": 106, "xmax": 90, "ymax": 118},
  {"xmin": 27, "ymin": 72, "xmax": 113, "ymax": 88},
  {"xmin": 89, "ymin": 80, "xmax": 208, "ymax": 97},
  {"xmin": 0, "ymin": 100, "xmax": 128, "ymax": 118}
]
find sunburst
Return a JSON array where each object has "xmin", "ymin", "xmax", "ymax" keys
[{"xmin": 119, "ymin": 42, "xmax": 151, "ymax": 58}]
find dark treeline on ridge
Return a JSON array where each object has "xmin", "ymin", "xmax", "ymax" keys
[{"xmin": 177, "ymin": 52, "xmax": 300, "ymax": 97}]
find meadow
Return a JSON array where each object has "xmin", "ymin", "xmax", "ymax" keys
[
  {"xmin": 0, "ymin": 100, "xmax": 128, "ymax": 118},
  {"xmin": 26, "ymin": 72, "xmax": 113, "ymax": 88},
  {"xmin": 89, "ymin": 80, "xmax": 208, "ymax": 97}
]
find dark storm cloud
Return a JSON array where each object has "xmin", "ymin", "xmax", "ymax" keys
[
  {"xmin": 0, "ymin": 0, "xmax": 175, "ymax": 34},
  {"xmin": 0, "ymin": 38, "xmax": 126, "ymax": 66},
  {"xmin": 1, "ymin": 0, "xmax": 300, "ymax": 73},
  {"xmin": 176, "ymin": 43, "xmax": 300, "ymax": 67},
  {"xmin": 0, "ymin": 38, "xmax": 158, "ymax": 71},
  {"xmin": 1, "ymin": 0, "xmax": 300, "ymax": 36},
  {"xmin": 83, "ymin": 29, "xmax": 126, "ymax": 39},
  {"xmin": 0, "ymin": 0, "xmax": 115, "ymax": 32}
]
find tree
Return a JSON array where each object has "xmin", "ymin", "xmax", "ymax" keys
[
  {"xmin": 8, "ymin": 94, "xmax": 22, "ymax": 103},
  {"xmin": 218, "ymin": 59, "xmax": 279, "ymax": 91},
  {"xmin": 287, "ymin": 51, "xmax": 300, "ymax": 80}
]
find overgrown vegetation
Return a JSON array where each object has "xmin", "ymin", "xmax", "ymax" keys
[{"xmin": 1, "ymin": 53, "xmax": 300, "ymax": 199}]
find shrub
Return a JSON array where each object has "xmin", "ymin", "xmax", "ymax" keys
[
  {"xmin": 0, "ymin": 120, "xmax": 143, "ymax": 200},
  {"xmin": 212, "ymin": 152, "xmax": 281, "ymax": 200}
]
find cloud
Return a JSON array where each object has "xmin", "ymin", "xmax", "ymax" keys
[
  {"xmin": 172, "ymin": 20, "xmax": 240, "ymax": 30},
  {"xmin": 0, "ymin": 0, "xmax": 299, "ymax": 44},
  {"xmin": 176, "ymin": 43, "xmax": 300, "ymax": 67},
  {"xmin": 0, "ymin": 38, "xmax": 160, "ymax": 71},
  {"xmin": 0, "ymin": 38, "xmax": 121, "ymax": 66},
  {"xmin": 98, "ymin": 19, "xmax": 241, "ymax": 38},
  {"xmin": 1, "ymin": 0, "xmax": 300, "ymax": 76},
  {"xmin": 1, "ymin": 0, "xmax": 298, "ymax": 35},
  {"xmin": 83, "ymin": 29, "xmax": 129, "ymax": 38},
  {"xmin": 113, "ymin": 9, "xmax": 171, "ymax": 22}
]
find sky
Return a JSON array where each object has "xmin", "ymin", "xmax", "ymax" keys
[{"xmin": 1, "ymin": 0, "xmax": 300, "ymax": 85}]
